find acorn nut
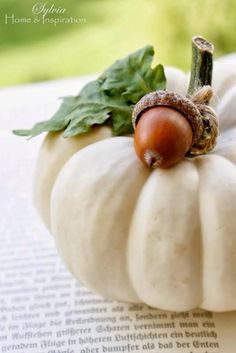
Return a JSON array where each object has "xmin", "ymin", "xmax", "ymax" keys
[{"xmin": 132, "ymin": 90, "xmax": 204, "ymax": 169}]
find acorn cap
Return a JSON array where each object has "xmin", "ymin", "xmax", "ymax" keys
[{"xmin": 132, "ymin": 90, "xmax": 204, "ymax": 143}]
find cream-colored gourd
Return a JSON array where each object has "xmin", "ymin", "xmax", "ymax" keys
[{"xmin": 34, "ymin": 57, "xmax": 236, "ymax": 312}]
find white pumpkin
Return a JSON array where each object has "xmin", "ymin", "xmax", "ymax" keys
[{"xmin": 34, "ymin": 57, "xmax": 236, "ymax": 312}]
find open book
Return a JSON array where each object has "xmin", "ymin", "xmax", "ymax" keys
[{"xmin": 1, "ymin": 80, "xmax": 236, "ymax": 353}]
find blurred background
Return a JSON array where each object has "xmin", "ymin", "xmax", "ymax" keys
[{"xmin": 1, "ymin": 0, "xmax": 236, "ymax": 87}]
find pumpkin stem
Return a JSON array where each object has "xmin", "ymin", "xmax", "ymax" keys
[{"xmin": 187, "ymin": 36, "xmax": 214, "ymax": 102}]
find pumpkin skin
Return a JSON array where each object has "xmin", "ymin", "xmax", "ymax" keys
[
  {"xmin": 34, "ymin": 57, "xmax": 236, "ymax": 312},
  {"xmin": 33, "ymin": 126, "xmax": 112, "ymax": 230}
]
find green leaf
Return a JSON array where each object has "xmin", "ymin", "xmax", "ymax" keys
[
  {"xmin": 13, "ymin": 97, "xmax": 74, "ymax": 137},
  {"xmin": 99, "ymin": 46, "xmax": 166, "ymax": 103},
  {"xmin": 13, "ymin": 46, "xmax": 166, "ymax": 138}
]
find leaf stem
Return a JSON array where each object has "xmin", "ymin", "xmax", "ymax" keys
[{"xmin": 187, "ymin": 36, "xmax": 214, "ymax": 101}]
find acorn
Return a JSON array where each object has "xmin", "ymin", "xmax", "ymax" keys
[{"xmin": 132, "ymin": 90, "xmax": 205, "ymax": 168}]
